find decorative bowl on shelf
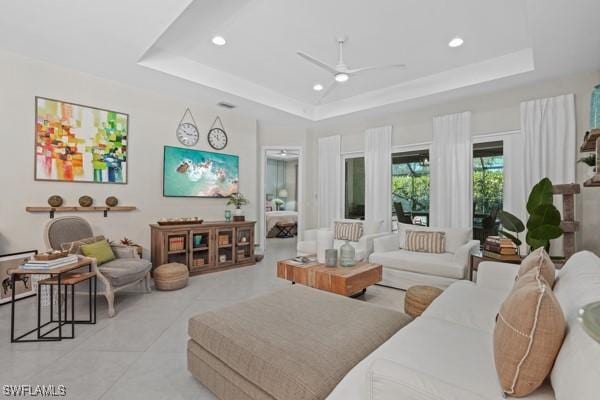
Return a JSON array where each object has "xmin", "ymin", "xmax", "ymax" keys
[
  {"xmin": 34, "ymin": 250, "xmax": 69, "ymax": 261},
  {"xmin": 78, "ymin": 195, "xmax": 93, "ymax": 207},
  {"xmin": 105, "ymin": 196, "xmax": 119, "ymax": 207},
  {"xmin": 47, "ymin": 195, "xmax": 63, "ymax": 207}
]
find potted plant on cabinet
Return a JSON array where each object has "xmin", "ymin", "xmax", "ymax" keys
[{"xmin": 227, "ymin": 193, "xmax": 249, "ymax": 221}]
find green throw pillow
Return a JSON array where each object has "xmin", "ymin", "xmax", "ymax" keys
[{"xmin": 80, "ymin": 239, "xmax": 116, "ymax": 265}]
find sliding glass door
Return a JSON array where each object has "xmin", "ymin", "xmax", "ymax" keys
[
  {"xmin": 472, "ymin": 141, "xmax": 503, "ymax": 242},
  {"xmin": 391, "ymin": 150, "xmax": 430, "ymax": 227},
  {"xmin": 344, "ymin": 156, "xmax": 365, "ymax": 220}
]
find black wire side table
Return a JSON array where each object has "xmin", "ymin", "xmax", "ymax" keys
[{"xmin": 9, "ymin": 257, "xmax": 96, "ymax": 343}]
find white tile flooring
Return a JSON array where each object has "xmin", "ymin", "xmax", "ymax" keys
[{"xmin": 0, "ymin": 238, "xmax": 406, "ymax": 400}]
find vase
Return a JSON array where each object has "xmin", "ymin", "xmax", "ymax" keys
[
  {"xmin": 325, "ymin": 249, "xmax": 338, "ymax": 267},
  {"xmin": 339, "ymin": 241, "xmax": 356, "ymax": 267},
  {"xmin": 224, "ymin": 210, "xmax": 232, "ymax": 221},
  {"xmin": 591, "ymin": 84, "xmax": 600, "ymax": 129},
  {"xmin": 234, "ymin": 207, "xmax": 243, "ymax": 216}
]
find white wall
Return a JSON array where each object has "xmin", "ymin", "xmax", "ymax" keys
[
  {"xmin": 0, "ymin": 50, "xmax": 258, "ymax": 255},
  {"xmin": 307, "ymin": 71, "xmax": 600, "ymax": 255}
]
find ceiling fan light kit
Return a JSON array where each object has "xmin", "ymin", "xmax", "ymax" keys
[{"xmin": 298, "ymin": 36, "xmax": 406, "ymax": 99}]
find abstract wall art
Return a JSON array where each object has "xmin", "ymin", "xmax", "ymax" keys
[
  {"xmin": 35, "ymin": 97, "xmax": 128, "ymax": 184},
  {"xmin": 163, "ymin": 145, "xmax": 239, "ymax": 198}
]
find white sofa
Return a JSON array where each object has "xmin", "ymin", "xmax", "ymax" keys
[
  {"xmin": 327, "ymin": 250, "xmax": 600, "ymax": 400},
  {"xmin": 370, "ymin": 223, "xmax": 480, "ymax": 289},
  {"xmin": 297, "ymin": 219, "xmax": 387, "ymax": 262}
]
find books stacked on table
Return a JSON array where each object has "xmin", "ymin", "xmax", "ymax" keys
[
  {"xmin": 21, "ymin": 255, "xmax": 79, "ymax": 269},
  {"xmin": 483, "ymin": 236, "xmax": 520, "ymax": 261}
]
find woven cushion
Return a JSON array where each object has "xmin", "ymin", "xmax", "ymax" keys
[
  {"xmin": 154, "ymin": 263, "xmax": 189, "ymax": 291},
  {"xmin": 334, "ymin": 221, "xmax": 363, "ymax": 242},
  {"xmin": 518, "ymin": 247, "xmax": 556, "ymax": 287},
  {"xmin": 80, "ymin": 239, "xmax": 116, "ymax": 265},
  {"xmin": 493, "ymin": 268, "xmax": 566, "ymax": 397},
  {"xmin": 404, "ymin": 230, "xmax": 445, "ymax": 253}
]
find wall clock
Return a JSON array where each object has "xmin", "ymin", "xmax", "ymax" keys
[
  {"xmin": 176, "ymin": 108, "xmax": 199, "ymax": 146},
  {"xmin": 207, "ymin": 116, "xmax": 228, "ymax": 150}
]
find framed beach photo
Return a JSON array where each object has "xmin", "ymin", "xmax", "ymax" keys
[
  {"xmin": 163, "ymin": 145, "xmax": 239, "ymax": 198},
  {"xmin": 0, "ymin": 250, "xmax": 38, "ymax": 305}
]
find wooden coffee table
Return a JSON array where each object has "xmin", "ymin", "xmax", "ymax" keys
[{"xmin": 276, "ymin": 258, "xmax": 382, "ymax": 297}]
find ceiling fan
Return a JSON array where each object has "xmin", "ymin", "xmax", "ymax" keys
[{"xmin": 297, "ymin": 36, "xmax": 406, "ymax": 100}]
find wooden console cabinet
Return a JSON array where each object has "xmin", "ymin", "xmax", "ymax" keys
[{"xmin": 150, "ymin": 221, "xmax": 256, "ymax": 275}]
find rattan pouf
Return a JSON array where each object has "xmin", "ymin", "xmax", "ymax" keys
[
  {"xmin": 154, "ymin": 263, "xmax": 189, "ymax": 291},
  {"xmin": 404, "ymin": 285, "xmax": 444, "ymax": 318}
]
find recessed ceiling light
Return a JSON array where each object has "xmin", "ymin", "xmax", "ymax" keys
[
  {"xmin": 334, "ymin": 73, "xmax": 349, "ymax": 83},
  {"xmin": 313, "ymin": 84, "xmax": 324, "ymax": 91},
  {"xmin": 448, "ymin": 37, "xmax": 464, "ymax": 48},
  {"xmin": 212, "ymin": 35, "xmax": 227, "ymax": 46}
]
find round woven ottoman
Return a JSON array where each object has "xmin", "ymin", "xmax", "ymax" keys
[
  {"xmin": 404, "ymin": 285, "xmax": 444, "ymax": 318},
  {"xmin": 154, "ymin": 263, "xmax": 189, "ymax": 291}
]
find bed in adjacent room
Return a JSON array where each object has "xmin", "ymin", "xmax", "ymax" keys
[{"xmin": 266, "ymin": 210, "xmax": 298, "ymax": 238}]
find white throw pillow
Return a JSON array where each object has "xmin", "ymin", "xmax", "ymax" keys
[{"xmin": 550, "ymin": 250, "xmax": 600, "ymax": 400}]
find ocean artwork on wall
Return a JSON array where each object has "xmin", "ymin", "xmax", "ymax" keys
[
  {"xmin": 163, "ymin": 146, "xmax": 239, "ymax": 198},
  {"xmin": 35, "ymin": 97, "xmax": 128, "ymax": 184}
]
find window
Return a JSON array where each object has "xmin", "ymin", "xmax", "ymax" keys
[
  {"xmin": 472, "ymin": 141, "xmax": 504, "ymax": 242},
  {"xmin": 344, "ymin": 156, "xmax": 365, "ymax": 219},
  {"xmin": 391, "ymin": 150, "xmax": 430, "ymax": 227}
]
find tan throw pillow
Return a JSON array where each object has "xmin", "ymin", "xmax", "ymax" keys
[
  {"xmin": 334, "ymin": 222, "xmax": 363, "ymax": 242},
  {"xmin": 61, "ymin": 235, "xmax": 106, "ymax": 254},
  {"xmin": 518, "ymin": 247, "xmax": 556, "ymax": 287},
  {"xmin": 405, "ymin": 230, "xmax": 445, "ymax": 253},
  {"xmin": 493, "ymin": 268, "xmax": 566, "ymax": 397}
]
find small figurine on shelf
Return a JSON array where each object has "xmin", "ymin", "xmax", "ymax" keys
[{"xmin": 226, "ymin": 192, "xmax": 249, "ymax": 221}]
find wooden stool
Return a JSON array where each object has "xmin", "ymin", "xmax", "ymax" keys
[
  {"xmin": 154, "ymin": 263, "xmax": 189, "ymax": 291},
  {"xmin": 404, "ymin": 285, "xmax": 444, "ymax": 318}
]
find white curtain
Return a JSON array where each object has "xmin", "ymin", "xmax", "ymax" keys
[
  {"xmin": 430, "ymin": 112, "xmax": 472, "ymax": 228},
  {"xmin": 317, "ymin": 135, "xmax": 341, "ymax": 228},
  {"xmin": 365, "ymin": 126, "xmax": 392, "ymax": 232},
  {"xmin": 518, "ymin": 94, "xmax": 576, "ymax": 255}
]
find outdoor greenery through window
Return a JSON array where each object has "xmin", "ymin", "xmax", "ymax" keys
[
  {"xmin": 344, "ymin": 156, "xmax": 365, "ymax": 219},
  {"xmin": 472, "ymin": 141, "xmax": 504, "ymax": 242},
  {"xmin": 391, "ymin": 150, "xmax": 430, "ymax": 226}
]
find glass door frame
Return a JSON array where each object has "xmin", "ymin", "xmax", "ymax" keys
[{"xmin": 341, "ymin": 151, "xmax": 365, "ymax": 220}]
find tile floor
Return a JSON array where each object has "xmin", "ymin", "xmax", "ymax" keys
[{"xmin": 0, "ymin": 238, "xmax": 406, "ymax": 400}]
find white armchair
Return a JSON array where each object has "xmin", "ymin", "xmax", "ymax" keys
[
  {"xmin": 297, "ymin": 219, "xmax": 388, "ymax": 262},
  {"xmin": 369, "ymin": 223, "xmax": 480, "ymax": 290}
]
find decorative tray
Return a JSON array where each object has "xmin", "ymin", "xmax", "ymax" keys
[
  {"xmin": 157, "ymin": 219, "xmax": 204, "ymax": 226},
  {"xmin": 33, "ymin": 251, "xmax": 69, "ymax": 261}
]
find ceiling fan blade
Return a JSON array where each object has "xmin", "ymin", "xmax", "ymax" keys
[
  {"xmin": 297, "ymin": 51, "xmax": 338, "ymax": 74},
  {"xmin": 318, "ymin": 82, "xmax": 337, "ymax": 103},
  {"xmin": 346, "ymin": 63, "xmax": 407, "ymax": 74}
]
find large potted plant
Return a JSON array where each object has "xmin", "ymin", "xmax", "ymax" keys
[
  {"xmin": 498, "ymin": 177, "xmax": 563, "ymax": 253},
  {"xmin": 227, "ymin": 193, "xmax": 249, "ymax": 221}
]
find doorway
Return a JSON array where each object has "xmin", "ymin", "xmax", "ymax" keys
[{"xmin": 259, "ymin": 146, "xmax": 304, "ymax": 254}]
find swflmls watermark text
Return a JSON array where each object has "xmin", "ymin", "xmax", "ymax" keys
[{"xmin": 3, "ymin": 385, "xmax": 66, "ymax": 397}]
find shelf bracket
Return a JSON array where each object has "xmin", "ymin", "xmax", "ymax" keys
[
  {"xmin": 49, "ymin": 209, "xmax": 55, "ymax": 219},
  {"xmin": 104, "ymin": 209, "xmax": 109, "ymax": 218}
]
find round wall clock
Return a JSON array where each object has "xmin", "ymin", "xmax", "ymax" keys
[
  {"xmin": 208, "ymin": 127, "xmax": 228, "ymax": 150},
  {"xmin": 177, "ymin": 122, "xmax": 199, "ymax": 146}
]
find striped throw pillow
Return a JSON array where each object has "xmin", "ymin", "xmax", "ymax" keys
[
  {"xmin": 405, "ymin": 230, "xmax": 445, "ymax": 253},
  {"xmin": 334, "ymin": 222, "xmax": 363, "ymax": 242}
]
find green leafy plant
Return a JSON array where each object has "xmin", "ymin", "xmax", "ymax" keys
[
  {"xmin": 498, "ymin": 177, "xmax": 563, "ymax": 252},
  {"xmin": 226, "ymin": 193, "xmax": 249, "ymax": 208},
  {"xmin": 273, "ymin": 198, "xmax": 284, "ymax": 211},
  {"xmin": 578, "ymin": 154, "xmax": 596, "ymax": 168}
]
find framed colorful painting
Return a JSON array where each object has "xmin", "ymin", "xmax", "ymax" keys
[
  {"xmin": 163, "ymin": 145, "xmax": 239, "ymax": 198},
  {"xmin": 34, "ymin": 97, "xmax": 128, "ymax": 184},
  {"xmin": 0, "ymin": 250, "xmax": 38, "ymax": 305}
]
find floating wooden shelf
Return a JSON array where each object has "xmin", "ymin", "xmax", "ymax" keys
[
  {"xmin": 26, "ymin": 206, "xmax": 137, "ymax": 218},
  {"xmin": 580, "ymin": 129, "xmax": 600, "ymax": 152}
]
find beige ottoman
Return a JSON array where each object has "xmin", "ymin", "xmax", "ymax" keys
[
  {"xmin": 404, "ymin": 285, "xmax": 444, "ymax": 318},
  {"xmin": 154, "ymin": 263, "xmax": 189, "ymax": 291}
]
